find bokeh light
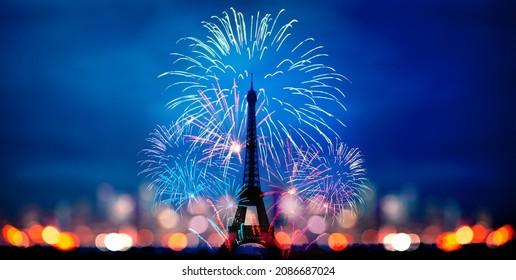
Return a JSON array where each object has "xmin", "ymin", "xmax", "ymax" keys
[
  {"xmin": 486, "ymin": 225, "xmax": 513, "ymax": 248},
  {"xmin": 111, "ymin": 194, "xmax": 135, "ymax": 223},
  {"xmin": 361, "ymin": 229, "xmax": 378, "ymax": 244},
  {"xmin": 436, "ymin": 232, "xmax": 461, "ymax": 252},
  {"xmin": 307, "ymin": 215, "xmax": 327, "ymax": 234},
  {"xmin": 471, "ymin": 224, "xmax": 488, "ymax": 243},
  {"xmin": 189, "ymin": 215, "xmax": 209, "ymax": 234},
  {"xmin": 455, "ymin": 225, "xmax": 474, "ymax": 245},
  {"xmin": 382, "ymin": 233, "xmax": 396, "ymax": 251},
  {"xmin": 207, "ymin": 232, "xmax": 224, "ymax": 248},
  {"xmin": 27, "ymin": 224, "xmax": 44, "ymax": 244},
  {"xmin": 3, "ymin": 225, "xmax": 30, "ymax": 247},
  {"xmin": 328, "ymin": 233, "xmax": 348, "ymax": 251},
  {"xmin": 55, "ymin": 232, "xmax": 77, "ymax": 251},
  {"xmin": 157, "ymin": 208, "xmax": 179, "ymax": 229},
  {"xmin": 391, "ymin": 233, "xmax": 411, "ymax": 251},
  {"xmin": 338, "ymin": 209, "xmax": 357, "ymax": 229},
  {"xmin": 186, "ymin": 232, "xmax": 200, "ymax": 248},
  {"xmin": 42, "ymin": 225, "xmax": 60, "ymax": 245},
  {"xmin": 75, "ymin": 225, "xmax": 94, "ymax": 247},
  {"xmin": 168, "ymin": 233, "xmax": 188, "ymax": 251},
  {"xmin": 408, "ymin": 233, "xmax": 420, "ymax": 251},
  {"xmin": 95, "ymin": 233, "xmax": 108, "ymax": 251},
  {"xmin": 421, "ymin": 225, "xmax": 441, "ymax": 244},
  {"xmin": 104, "ymin": 232, "xmax": 133, "ymax": 251},
  {"xmin": 137, "ymin": 229, "xmax": 154, "ymax": 247},
  {"xmin": 274, "ymin": 232, "xmax": 292, "ymax": 250}
]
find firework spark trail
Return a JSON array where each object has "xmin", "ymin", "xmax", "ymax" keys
[{"xmin": 188, "ymin": 228, "xmax": 213, "ymax": 251}]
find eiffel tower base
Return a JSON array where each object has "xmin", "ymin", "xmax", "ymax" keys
[{"xmin": 218, "ymin": 226, "xmax": 279, "ymax": 257}]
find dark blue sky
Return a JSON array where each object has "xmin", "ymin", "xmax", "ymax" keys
[{"xmin": 0, "ymin": 0, "xmax": 514, "ymax": 226}]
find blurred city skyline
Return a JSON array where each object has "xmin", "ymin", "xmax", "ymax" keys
[{"xmin": 0, "ymin": 0, "xmax": 514, "ymax": 230}]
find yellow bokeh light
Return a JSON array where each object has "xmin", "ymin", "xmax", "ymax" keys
[
  {"xmin": 8, "ymin": 229, "xmax": 29, "ymax": 247},
  {"xmin": 55, "ymin": 232, "xmax": 77, "ymax": 251},
  {"xmin": 455, "ymin": 225, "xmax": 474, "ymax": 245},
  {"xmin": 42, "ymin": 226, "xmax": 60, "ymax": 245},
  {"xmin": 168, "ymin": 233, "xmax": 187, "ymax": 251},
  {"xmin": 274, "ymin": 232, "xmax": 292, "ymax": 250},
  {"xmin": 328, "ymin": 233, "xmax": 348, "ymax": 251}
]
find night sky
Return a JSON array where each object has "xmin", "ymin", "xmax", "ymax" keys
[{"xmin": 0, "ymin": 0, "xmax": 514, "ymax": 227}]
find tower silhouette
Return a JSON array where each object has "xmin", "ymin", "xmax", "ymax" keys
[{"xmin": 222, "ymin": 75, "xmax": 275, "ymax": 251}]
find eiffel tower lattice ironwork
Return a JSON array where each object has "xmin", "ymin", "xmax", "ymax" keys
[{"xmin": 222, "ymin": 75, "xmax": 275, "ymax": 251}]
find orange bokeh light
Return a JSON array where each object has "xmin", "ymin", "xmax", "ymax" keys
[
  {"xmin": 486, "ymin": 225, "xmax": 513, "ymax": 248},
  {"xmin": 497, "ymin": 225, "xmax": 513, "ymax": 243},
  {"xmin": 2, "ymin": 225, "xmax": 15, "ymax": 243},
  {"xmin": 2, "ymin": 225, "xmax": 30, "ymax": 247},
  {"xmin": 471, "ymin": 224, "xmax": 487, "ymax": 243},
  {"xmin": 28, "ymin": 224, "xmax": 44, "ymax": 244},
  {"xmin": 168, "ymin": 233, "xmax": 187, "ymax": 251},
  {"xmin": 274, "ymin": 232, "xmax": 292, "ymax": 250},
  {"xmin": 436, "ymin": 232, "xmax": 462, "ymax": 252},
  {"xmin": 328, "ymin": 233, "xmax": 348, "ymax": 251}
]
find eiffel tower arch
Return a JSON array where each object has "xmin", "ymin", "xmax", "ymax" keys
[{"xmin": 221, "ymin": 76, "xmax": 275, "ymax": 252}]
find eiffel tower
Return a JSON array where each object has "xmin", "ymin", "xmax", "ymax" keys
[{"xmin": 221, "ymin": 75, "xmax": 275, "ymax": 252}]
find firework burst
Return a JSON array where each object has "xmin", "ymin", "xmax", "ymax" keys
[
  {"xmin": 140, "ymin": 7, "xmax": 371, "ymax": 234},
  {"xmin": 160, "ymin": 7, "xmax": 349, "ymax": 156},
  {"xmin": 305, "ymin": 141, "xmax": 371, "ymax": 222},
  {"xmin": 138, "ymin": 124, "xmax": 212, "ymax": 213}
]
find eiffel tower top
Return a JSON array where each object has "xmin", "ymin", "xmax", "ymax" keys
[{"xmin": 247, "ymin": 73, "xmax": 257, "ymax": 104}]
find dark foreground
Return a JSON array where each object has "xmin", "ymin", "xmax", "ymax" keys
[{"xmin": 1, "ymin": 240, "xmax": 514, "ymax": 260}]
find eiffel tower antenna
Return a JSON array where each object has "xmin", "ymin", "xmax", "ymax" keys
[{"xmin": 221, "ymin": 74, "xmax": 275, "ymax": 252}]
